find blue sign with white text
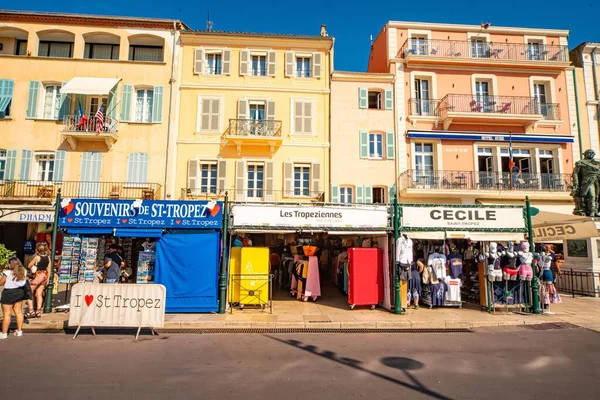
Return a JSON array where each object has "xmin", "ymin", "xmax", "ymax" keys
[{"xmin": 58, "ymin": 199, "xmax": 223, "ymax": 229}]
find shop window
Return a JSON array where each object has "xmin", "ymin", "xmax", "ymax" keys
[
  {"xmin": 293, "ymin": 164, "xmax": 311, "ymax": 196},
  {"xmin": 368, "ymin": 90, "xmax": 383, "ymax": 109},
  {"xmin": 340, "ymin": 186, "xmax": 353, "ymax": 204},
  {"xmin": 247, "ymin": 163, "xmax": 264, "ymax": 199},
  {"xmin": 372, "ymin": 187, "xmax": 386, "ymax": 204},
  {"xmin": 34, "ymin": 153, "xmax": 55, "ymax": 182},
  {"xmin": 0, "ymin": 150, "xmax": 6, "ymax": 180}
]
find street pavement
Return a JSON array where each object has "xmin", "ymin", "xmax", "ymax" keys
[{"xmin": 2, "ymin": 325, "xmax": 599, "ymax": 399}]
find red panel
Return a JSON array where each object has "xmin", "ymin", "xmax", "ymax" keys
[{"xmin": 348, "ymin": 248, "xmax": 383, "ymax": 306}]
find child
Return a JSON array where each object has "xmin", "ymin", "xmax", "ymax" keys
[{"xmin": 93, "ymin": 265, "xmax": 103, "ymax": 284}]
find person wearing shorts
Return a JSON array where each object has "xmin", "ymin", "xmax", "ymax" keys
[
  {"xmin": 26, "ymin": 242, "xmax": 51, "ymax": 318},
  {"xmin": 1, "ymin": 256, "xmax": 31, "ymax": 339}
]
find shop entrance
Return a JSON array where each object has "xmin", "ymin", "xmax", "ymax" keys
[{"xmin": 0, "ymin": 223, "xmax": 28, "ymax": 261}]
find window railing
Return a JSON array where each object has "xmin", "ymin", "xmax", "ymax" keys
[
  {"xmin": 440, "ymin": 94, "xmax": 560, "ymax": 120},
  {"xmin": 408, "ymin": 98, "xmax": 442, "ymax": 116},
  {"xmin": 182, "ymin": 188, "xmax": 324, "ymax": 203},
  {"xmin": 228, "ymin": 119, "xmax": 282, "ymax": 138},
  {"xmin": 398, "ymin": 170, "xmax": 573, "ymax": 192},
  {"xmin": 398, "ymin": 39, "xmax": 569, "ymax": 62},
  {"xmin": 62, "ymin": 115, "xmax": 118, "ymax": 134},
  {"xmin": 0, "ymin": 180, "xmax": 162, "ymax": 200}
]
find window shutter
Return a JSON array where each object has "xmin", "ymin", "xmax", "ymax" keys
[
  {"xmin": 222, "ymin": 50, "xmax": 231, "ymax": 75},
  {"xmin": 80, "ymin": 152, "xmax": 90, "ymax": 182},
  {"xmin": 0, "ymin": 79, "xmax": 14, "ymax": 118},
  {"xmin": 283, "ymin": 162, "xmax": 293, "ymax": 197},
  {"xmin": 121, "ymin": 84, "xmax": 133, "ymax": 122},
  {"xmin": 127, "ymin": 153, "xmax": 138, "ymax": 183},
  {"xmin": 194, "ymin": 48, "xmax": 204, "ymax": 74},
  {"xmin": 211, "ymin": 99, "xmax": 221, "ymax": 131},
  {"xmin": 239, "ymin": 50, "xmax": 249, "ymax": 76},
  {"xmin": 386, "ymin": 131, "xmax": 395, "ymax": 159},
  {"xmin": 5, "ymin": 149, "xmax": 17, "ymax": 180},
  {"xmin": 330, "ymin": 185, "xmax": 339, "ymax": 203},
  {"xmin": 217, "ymin": 160, "xmax": 227, "ymax": 193},
  {"xmin": 58, "ymin": 81, "xmax": 71, "ymax": 121},
  {"xmin": 152, "ymin": 85, "xmax": 164, "ymax": 123},
  {"xmin": 265, "ymin": 161, "xmax": 274, "ymax": 201},
  {"xmin": 359, "ymin": 130, "xmax": 369, "ymax": 159},
  {"xmin": 311, "ymin": 163, "xmax": 321, "ymax": 196},
  {"xmin": 187, "ymin": 159, "xmax": 199, "ymax": 191},
  {"xmin": 53, "ymin": 150, "xmax": 66, "ymax": 182},
  {"xmin": 304, "ymin": 102, "xmax": 313, "ymax": 134},
  {"xmin": 19, "ymin": 150, "xmax": 32, "ymax": 180},
  {"xmin": 388, "ymin": 185, "xmax": 396, "ymax": 204},
  {"xmin": 356, "ymin": 185, "xmax": 364, "ymax": 204},
  {"xmin": 26, "ymin": 80, "xmax": 40, "ymax": 119},
  {"xmin": 285, "ymin": 51, "xmax": 294, "ymax": 77},
  {"xmin": 312, "ymin": 52, "xmax": 322, "ymax": 78},
  {"xmin": 358, "ymin": 87, "xmax": 368, "ymax": 109},
  {"xmin": 266, "ymin": 100, "xmax": 276, "ymax": 120},
  {"xmin": 267, "ymin": 51, "xmax": 276, "ymax": 77},
  {"xmin": 236, "ymin": 160, "xmax": 246, "ymax": 200},
  {"xmin": 384, "ymin": 89, "xmax": 393, "ymax": 110},
  {"xmin": 364, "ymin": 185, "xmax": 373, "ymax": 204},
  {"xmin": 237, "ymin": 99, "xmax": 248, "ymax": 120},
  {"xmin": 107, "ymin": 84, "xmax": 118, "ymax": 119},
  {"xmin": 139, "ymin": 153, "xmax": 149, "ymax": 184},
  {"xmin": 293, "ymin": 101, "xmax": 303, "ymax": 134},
  {"xmin": 196, "ymin": 97, "xmax": 206, "ymax": 131}
]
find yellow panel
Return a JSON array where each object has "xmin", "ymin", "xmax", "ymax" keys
[
  {"xmin": 228, "ymin": 247, "xmax": 242, "ymax": 303},
  {"xmin": 231, "ymin": 247, "xmax": 270, "ymax": 305}
]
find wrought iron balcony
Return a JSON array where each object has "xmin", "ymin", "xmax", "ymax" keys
[
  {"xmin": 0, "ymin": 180, "xmax": 162, "ymax": 201},
  {"xmin": 62, "ymin": 115, "xmax": 118, "ymax": 133},
  {"xmin": 408, "ymin": 98, "xmax": 442, "ymax": 117},
  {"xmin": 182, "ymin": 188, "xmax": 324, "ymax": 203},
  {"xmin": 228, "ymin": 119, "xmax": 282, "ymax": 138},
  {"xmin": 398, "ymin": 39, "xmax": 569, "ymax": 63},
  {"xmin": 440, "ymin": 94, "xmax": 560, "ymax": 120},
  {"xmin": 398, "ymin": 170, "xmax": 572, "ymax": 192}
]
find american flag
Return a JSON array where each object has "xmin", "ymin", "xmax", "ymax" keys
[{"xmin": 95, "ymin": 103, "xmax": 104, "ymax": 135}]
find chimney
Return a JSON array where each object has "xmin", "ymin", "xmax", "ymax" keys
[{"xmin": 320, "ymin": 25, "xmax": 328, "ymax": 37}]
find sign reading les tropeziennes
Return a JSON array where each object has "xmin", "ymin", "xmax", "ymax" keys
[{"xmin": 58, "ymin": 199, "xmax": 223, "ymax": 229}]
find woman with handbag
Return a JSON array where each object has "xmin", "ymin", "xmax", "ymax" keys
[
  {"xmin": 1, "ymin": 255, "xmax": 32, "ymax": 339},
  {"xmin": 26, "ymin": 242, "xmax": 51, "ymax": 318}
]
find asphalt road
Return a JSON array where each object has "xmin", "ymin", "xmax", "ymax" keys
[{"xmin": 1, "ymin": 326, "xmax": 599, "ymax": 400}]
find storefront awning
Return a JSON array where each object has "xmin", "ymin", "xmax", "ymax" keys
[
  {"xmin": 115, "ymin": 228, "xmax": 163, "ymax": 238},
  {"xmin": 65, "ymin": 227, "xmax": 113, "ymax": 235},
  {"xmin": 60, "ymin": 77, "xmax": 120, "ymax": 95},
  {"xmin": 532, "ymin": 211, "xmax": 599, "ymax": 242},
  {"xmin": 407, "ymin": 130, "xmax": 574, "ymax": 144}
]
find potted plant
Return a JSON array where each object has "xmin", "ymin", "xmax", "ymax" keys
[{"xmin": 0, "ymin": 244, "xmax": 16, "ymax": 271}]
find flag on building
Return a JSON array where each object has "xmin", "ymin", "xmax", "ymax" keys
[
  {"xmin": 508, "ymin": 132, "xmax": 515, "ymax": 171},
  {"xmin": 95, "ymin": 103, "xmax": 104, "ymax": 135},
  {"xmin": 76, "ymin": 100, "xmax": 88, "ymax": 129}
]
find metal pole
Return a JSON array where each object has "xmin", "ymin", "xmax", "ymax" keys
[
  {"xmin": 218, "ymin": 193, "xmax": 230, "ymax": 314},
  {"xmin": 526, "ymin": 196, "xmax": 541, "ymax": 314},
  {"xmin": 44, "ymin": 189, "xmax": 61, "ymax": 313},
  {"xmin": 393, "ymin": 194, "xmax": 402, "ymax": 314},
  {"xmin": 570, "ymin": 268, "xmax": 575, "ymax": 298}
]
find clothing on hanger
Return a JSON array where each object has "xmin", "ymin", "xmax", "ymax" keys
[{"xmin": 396, "ymin": 236, "xmax": 413, "ymax": 264}]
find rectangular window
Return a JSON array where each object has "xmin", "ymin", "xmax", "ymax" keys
[
  {"xmin": 135, "ymin": 89, "xmax": 154, "ymax": 123},
  {"xmin": 414, "ymin": 79, "xmax": 431, "ymax": 115},
  {"xmin": 252, "ymin": 55, "xmax": 267, "ymax": 76},
  {"xmin": 0, "ymin": 79, "xmax": 13, "ymax": 118},
  {"xmin": 0, "ymin": 150, "xmax": 6, "ymax": 180},
  {"xmin": 296, "ymin": 56, "xmax": 311, "ymax": 78},
  {"xmin": 247, "ymin": 163, "xmax": 264, "ymax": 199},
  {"xmin": 42, "ymin": 85, "xmax": 61, "ymax": 119},
  {"xmin": 471, "ymin": 39, "xmax": 489, "ymax": 58},
  {"xmin": 129, "ymin": 45, "xmax": 163, "ymax": 62},
  {"xmin": 340, "ymin": 187, "xmax": 353, "ymax": 204},
  {"xmin": 88, "ymin": 96, "xmax": 108, "ymax": 116},
  {"xmin": 249, "ymin": 103, "xmax": 265, "ymax": 121},
  {"xmin": 410, "ymin": 36, "xmax": 427, "ymax": 55},
  {"xmin": 415, "ymin": 143, "xmax": 434, "ymax": 172},
  {"xmin": 293, "ymin": 100, "xmax": 313, "ymax": 134},
  {"xmin": 205, "ymin": 53, "xmax": 222, "ymax": 74},
  {"xmin": 369, "ymin": 133, "xmax": 383, "ymax": 159},
  {"xmin": 528, "ymin": 42, "xmax": 543, "ymax": 61},
  {"xmin": 475, "ymin": 81, "xmax": 493, "ymax": 112},
  {"xmin": 15, "ymin": 40, "xmax": 27, "ymax": 56},
  {"xmin": 200, "ymin": 162, "xmax": 218, "ymax": 194},
  {"xmin": 84, "ymin": 43, "xmax": 119, "ymax": 60},
  {"xmin": 372, "ymin": 187, "xmax": 385, "ymax": 204},
  {"xmin": 293, "ymin": 165, "xmax": 311, "ymax": 196},
  {"xmin": 368, "ymin": 91, "xmax": 382, "ymax": 109},
  {"xmin": 38, "ymin": 41, "xmax": 73, "ymax": 58},
  {"xmin": 35, "ymin": 154, "xmax": 54, "ymax": 182},
  {"xmin": 198, "ymin": 98, "xmax": 221, "ymax": 131}
]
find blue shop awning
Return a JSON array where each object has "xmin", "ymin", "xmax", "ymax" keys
[
  {"xmin": 114, "ymin": 228, "xmax": 163, "ymax": 238},
  {"xmin": 65, "ymin": 228, "xmax": 113, "ymax": 235},
  {"xmin": 407, "ymin": 130, "xmax": 574, "ymax": 144}
]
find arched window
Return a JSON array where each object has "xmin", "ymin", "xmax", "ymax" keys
[
  {"xmin": 128, "ymin": 35, "xmax": 164, "ymax": 62},
  {"xmin": 83, "ymin": 32, "xmax": 120, "ymax": 60},
  {"xmin": 37, "ymin": 30, "xmax": 74, "ymax": 58}
]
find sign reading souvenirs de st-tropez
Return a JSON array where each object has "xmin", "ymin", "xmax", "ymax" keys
[
  {"xmin": 58, "ymin": 199, "xmax": 223, "ymax": 229},
  {"xmin": 401, "ymin": 205, "xmax": 525, "ymax": 230},
  {"xmin": 232, "ymin": 204, "xmax": 389, "ymax": 229}
]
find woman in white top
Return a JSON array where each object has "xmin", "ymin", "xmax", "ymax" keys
[{"xmin": 0, "ymin": 256, "xmax": 30, "ymax": 339}]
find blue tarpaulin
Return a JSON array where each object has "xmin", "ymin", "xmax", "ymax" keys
[{"xmin": 155, "ymin": 232, "xmax": 220, "ymax": 313}]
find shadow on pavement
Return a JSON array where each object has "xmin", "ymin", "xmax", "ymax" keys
[{"xmin": 265, "ymin": 335, "xmax": 453, "ymax": 400}]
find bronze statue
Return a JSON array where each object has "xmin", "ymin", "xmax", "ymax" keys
[{"xmin": 572, "ymin": 149, "xmax": 600, "ymax": 216}]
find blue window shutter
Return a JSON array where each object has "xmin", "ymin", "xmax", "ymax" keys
[
  {"xmin": 359, "ymin": 87, "xmax": 368, "ymax": 109},
  {"xmin": 356, "ymin": 185, "xmax": 364, "ymax": 204},
  {"xmin": 121, "ymin": 84, "xmax": 133, "ymax": 122},
  {"xmin": 330, "ymin": 184, "xmax": 339, "ymax": 203},
  {"xmin": 388, "ymin": 185, "xmax": 396, "ymax": 203},
  {"xmin": 58, "ymin": 81, "xmax": 71, "ymax": 121},
  {"xmin": 364, "ymin": 185, "xmax": 373, "ymax": 204},
  {"xmin": 5, "ymin": 149, "xmax": 17, "ymax": 180},
  {"xmin": 386, "ymin": 131, "xmax": 395, "ymax": 159},
  {"xmin": 19, "ymin": 150, "xmax": 32, "ymax": 180},
  {"xmin": 384, "ymin": 89, "xmax": 393, "ymax": 110},
  {"xmin": 359, "ymin": 130, "xmax": 369, "ymax": 159},
  {"xmin": 0, "ymin": 79, "xmax": 14, "ymax": 118},
  {"xmin": 26, "ymin": 80, "xmax": 40, "ymax": 119},
  {"xmin": 152, "ymin": 86, "xmax": 164, "ymax": 123},
  {"xmin": 107, "ymin": 84, "xmax": 118, "ymax": 119},
  {"xmin": 140, "ymin": 153, "xmax": 149, "ymax": 183},
  {"xmin": 54, "ymin": 150, "xmax": 66, "ymax": 182}
]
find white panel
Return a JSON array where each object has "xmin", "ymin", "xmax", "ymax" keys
[{"xmin": 387, "ymin": 27, "xmax": 398, "ymax": 61}]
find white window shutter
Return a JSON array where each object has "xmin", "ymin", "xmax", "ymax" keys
[
  {"xmin": 384, "ymin": 89, "xmax": 393, "ymax": 110},
  {"xmin": 283, "ymin": 162, "xmax": 293, "ymax": 197},
  {"xmin": 293, "ymin": 100, "xmax": 303, "ymax": 134},
  {"xmin": 140, "ymin": 153, "xmax": 149, "ymax": 184},
  {"xmin": 217, "ymin": 160, "xmax": 227, "ymax": 193},
  {"xmin": 238, "ymin": 99, "xmax": 248, "ymax": 120},
  {"xmin": 285, "ymin": 51, "xmax": 294, "ymax": 77},
  {"xmin": 330, "ymin": 185, "xmax": 339, "ymax": 203},
  {"xmin": 222, "ymin": 50, "xmax": 231, "ymax": 75},
  {"xmin": 359, "ymin": 130, "xmax": 369, "ymax": 159},
  {"xmin": 312, "ymin": 52, "xmax": 322, "ymax": 78},
  {"xmin": 194, "ymin": 48, "xmax": 204, "ymax": 75},
  {"xmin": 356, "ymin": 185, "xmax": 364, "ymax": 204},
  {"xmin": 359, "ymin": 87, "xmax": 368, "ymax": 108},
  {"xmin": 265, "ymin": 161, "xmax": 274, "ymax": 201},
  {"xmin": 210, "ymin": 99, "xmax": 221, "ymax": 131},
  {"xmin": 240, "ymin": 50, "xmax": 249, "ymax": 76},
  {"xmin": 311, "ymin": 163, "xmax": 321, "ymax": 197},
  {"xmin": 386, "ymin": 131, "xmax": 396, "ymax": 159},
  {"xmin": 235, "ymin": 160, "xmax": 246, "ymax": 200},
  {"xmin": 187, "ymin": 159, "xmax": 199, "ymax": 191},
  {"xmin": 266, "ymin": 101, "xmax": 276, "ymax": 120},
  {"xmin": 304, "ymin": 101, "xmax": 313, "ymax": 134},
  {"xmin": 127, "ymin": 152, "xmax": 137, "ymax": 183},
  {"xmin": 267, "ymin": 51, "xmax": 276, "ymax": 77}
]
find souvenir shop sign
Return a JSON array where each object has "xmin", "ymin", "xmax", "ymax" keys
[
  {"xmin": 232, "ymin": 205, "xmax": 389, "ymax": 229},
  {"xmin": 58, "ymin": 199, "xmax": 223, "ymax": 229},
  {"xmin": 401, "ymin": 206, "xmax": 525, "ymax": 230},
  {"xmin": 69, "ymin": 283, "xmax": 166, "ymax": 328}
]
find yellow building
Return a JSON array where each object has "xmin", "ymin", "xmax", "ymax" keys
[
  {"xmin": 0, "ymin": 10, "xmax": 184, "ymax": 258},
  {"xmin": 172, "ymin": 28, "xmax": 333, "ymax": 203}
]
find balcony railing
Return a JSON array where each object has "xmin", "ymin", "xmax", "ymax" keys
[
  {"xmin": 398, "ymin": 170, "xmax": 573, "ymax": 192},
  {"xmin": 182, "ymin": 188, "xmax": 324, "ymax": 203},
  {"xmin": 408, "ymin": 98, "xmax": 442, "ymax": 117},
  {"xmin": 228, "ymin": 119, "xmax": 282, "ymax": 138},
  {"xmin": 0, "ymin": 180, "xmax": 162, "ymax": 200},
  {"xmin": 440, "ymin": 94, "xmax": 560, "ymax": 120},
  {"xmin": 398, "ymin": 39, "xmax": 569, "ymax": 63},
  {"xmin": 63, "ymin": 115, "xmax": 118, "ymax": 133}
]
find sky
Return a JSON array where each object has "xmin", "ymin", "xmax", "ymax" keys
[{"xmin": 11, "ymin": 0, "xmax": 600, "ymax": 71}]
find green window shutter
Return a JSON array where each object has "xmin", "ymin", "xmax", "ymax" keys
[
  {"xmin": 364, "ymin": 185, "xmax": 373, "ymax": 204},
  {"xmin": 0, "ymin": 79, "xmax": 14, "ymax": 118},
  {"xmin": 26, "ymin": 80, "xmax": 40, "ymax": 119},
  {"xmin": 330, "ymin": 185, "xmax": 339, "ymax": 203},
  {"xmin": 388, "ymin": 185, "xmax": 396, "ymax": 203},
  {"xmin": 356, "ymin": 185, "xmax": 364, "ymax": 204},
  {"xmin": 152, "ymin": 85, "xmax": 164, "ymax": 123},
  {"xmin": 127, "ymin": 153, "xmax": 139, "ymax": 183},
  {"xmin": 359, "ymin": 87, "xmax": 368, "ymax": 109},
  {"xmin": 5, "ymin": 149, "xmax": 18, "ymax": 180},
  {"xmin": 58, "ymin": 81, "xmax": 71, "ymax": 121},
  {"xmin": 120, "ymin": 84, "xmax": 133, "ymax": 122},
  {"xmin": 107, "ymin": 84, "xmax": 118, "ymax": 119},
  {"xmin": 384, "ymin": 89, "xmax": 393, "ymax": 110},
  {"xmin": 359, "ymin": 130, "xmax": 369, "ymax": 159},
  {"xmin": 139, "ymin": 153, "xmax": 149, "ymax": 184},
  {"xmin": 54, "ymin": 150, "xmax": 66, "ymax": 182},
  {"xmin": 19, "ymin": 150, "xmax": 32, "ymax": 180},
  {"xmin": 386, "ymin": 131, "xmax": 395, "ymax": 159}
]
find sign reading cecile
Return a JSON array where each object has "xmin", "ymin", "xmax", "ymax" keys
[
  {"xmin": 232, "ymin": 205, "xmax": 389, "ymax": 229},
  {"xmin": 401, "ymin": 205, "xmax": 525, "ymax": 230}
]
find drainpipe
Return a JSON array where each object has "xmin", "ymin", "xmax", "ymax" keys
[
  {"xmin": 163, "ymin": 20, "xmax": 180, "ymax": 199},
  {"xmin": 573, "ymin": 68, "xmax": 584, "ymax": 159},
  {"xmin": 592, "ymin": 47, "xmax": 600, "ymax": 153}
]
